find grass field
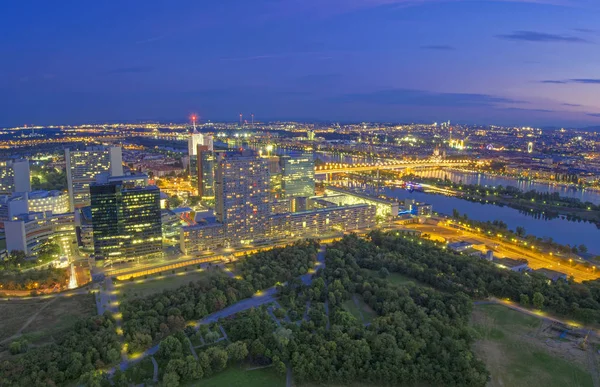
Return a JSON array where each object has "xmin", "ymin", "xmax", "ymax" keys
[
  {"xmin": 342, "ymin": 295, "xmax": 376, "ymax": 324},
  {"xmin": 472, "ymin": 304, "xmax": 593, "ymax": 387},
  {"xmin": 0, "ymin": 293, "xmax": 95, "ymax": 346},
  {"xmin": 117, "ymin": 269, "xmax": 219, "ymax": 299},
  {"xmin": 361, "ymin": 268, "xmax": 429, "ymax": 289},
  {"xmin": 185, "ymin": 366, "xmax": 284, "ymax": 387}
]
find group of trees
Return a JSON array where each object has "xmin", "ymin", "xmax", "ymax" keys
[
  {"xmin": 237, "ymin": 240, "xmax": 319, "ymax": 290},
  {"xmin": 0, "ymin": 315, "xmax": 121, "ymax": 386},
  {"xmin": 363, "ymin": 231, "xmax": 600, "ymax": 323},
  {"xmin": 0, "ymin": 267, "xmax": 68, "ymax": 292},
  {"xmin": 153, "ymin": 332, "xmax": 249, "ymax": 386},
  {"xmin": 120, "ymin": 274, "xmax": 254, "ymax": 353},
  {"xmin": 30, "ymin": 165, "xmax": 67, "ymax": 191}
]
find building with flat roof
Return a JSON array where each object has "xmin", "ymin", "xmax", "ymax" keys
[
  {"xmin": 4, "ymin": 212, "xmax": 75, "ymax": 255},
  {"xmin": 533, "ymin": 268, "xmax": 568, "ymax": 282},
  {"xmin": 493, "ymin": 257, "xmax": 529, "ymax": 272},
  {"xmin": 65, "ymin": 146, "xmax": 123, "ymax": 210},
  {"xmin": 280, "ymin": 155, "xmax": 315, "ymax": 198},
  {"xmin": 324, "ymin": 187, "xmax": 399, "ymax": 220},
  {"xmin": 0, "ymin": 159, "xmax": 30, "ymax": 195},
  {"xmin": 90, "ymin": 180, "xmax": 162, "ymax": 261},
  {"xmin": 215, "ymin": 150, "xmax": 271, "ymax": 243}
]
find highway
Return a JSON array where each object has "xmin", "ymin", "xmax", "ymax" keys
[
  {"xmin": 404, "ymin": 222, "xmax": 600, "ymax": 282},
  {"xmin": 314, "ymin": 159, "xmax": 470, "ymax": 175}
]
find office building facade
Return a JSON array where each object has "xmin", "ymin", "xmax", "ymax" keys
[
  {"xmin": 65, "ymin": 146, "xmax": 123, "ymax": 210},
  {"xmin": 198, "ymin": 145, "xmax": 215, "ymax": 199},
  {"xmin": 280, "ymin": 155, "xmax": 315, "ymax": 198},
  {"xmin": 0, "ymin": 159, "xmax": 31, "ymax": 195},
  {"xmin": 90, "ymin": 181, "xmax": 162, "ymax": 261}
]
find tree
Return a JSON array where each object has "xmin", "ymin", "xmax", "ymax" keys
[
  {"xmin": 163, "ymin": 371, "xmax": 180, "ymax": 387},
  {"xmin": 378, "ymin": 267, "xmax": 390, "ymax": 279},
  {"xmin": 519, "ymin": 294, "xmax": 530, "ymax": 307},
  {"xmin": 158, "ymin": 336, "xmax": 184, "ymax": 360},
  {"xmin": 206, "ymin": 347, "xmax": 228, "ymax": 373},
  {"xmin": 226, "ymin": 341, "xmax": 249, "ymax": 362},
  {"xmin": 533, "ymin": 292, "xmax": 545, "ymax": 310},
  {"xmin": 515, "ymin": 226, "xmax": 526, "ymax": 237},
  {"xmin": 579, "ymin": 244, "xmax": 588, "ymax": 254}
]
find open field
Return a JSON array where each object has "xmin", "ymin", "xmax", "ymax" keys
[
  {"xmin": 342, "ymin": 295, "xmax": 376, "ymax": 324},
  {"xmin": 472, "ymin": 304, "xmax": 594, "ymax": 387},
  {"xmin": 185, "ymin": 366, "xmax": 284, "ymax": 387},
  {"xmin": 361, "ymin": 268, "xmax": 431, "ymax": 289},
  {"xmin": 116, "ymin": 269, "xmax": 220, "ymax": 299},
  {"xmin": 0, "ymin": 293, "xmax": 95, "ymax": 348}
]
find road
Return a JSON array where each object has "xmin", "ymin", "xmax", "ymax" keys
[{"xmin": 405, "ymin": 222, "xmax": 600, "ymax": 282}]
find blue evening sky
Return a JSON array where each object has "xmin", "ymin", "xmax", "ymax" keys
[{"xmin": 1, "ymin": 0, "xmax": 599, "ymax": 127}]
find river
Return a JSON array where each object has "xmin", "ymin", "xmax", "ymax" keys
[
  {"xmin": 340, "ymin": 181, "xmax": 600, "ymax": 254},
  {"xmin": 413, "ymin": 169, "xmax": 600, "ymax": 205}
]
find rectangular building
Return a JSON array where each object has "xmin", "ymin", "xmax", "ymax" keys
[
  {"xmin": 280, "ymin": 155, "xmax": 315, "ymax": 198},
  {"xmin": 65, "ymin": 146, "xmax": 123, "ymax": 210},
  {"xmin": 198, "ymin": 145, "xmax": 215, "ymax": 199},
  {"xmin": 215, "ymin": 150, "xmax": 271, "ymax": 243},
  {"xmin": 90, "ymin": 181, "xmax": 162, "ymax": 261},
  {"xmin": 0, "ymin": 159, "xmax": 31, "ymax": 195}
]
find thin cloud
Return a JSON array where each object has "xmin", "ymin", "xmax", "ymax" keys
[
  {"xmin": 588, "ymin": 113, "xmax": 600, "ymax": 117},
  {"xmin": 497, "ymin": 31, "xmax": 588, "ymax": 43},
  {"xmin": 220, "ymin": 51, "xmax": 340, "ymax": 61},
  {"xmin": 540, "ymin": 78, "xmax": 600, "ymax": 84},
  {"xmin": 562, "ymin": 103, "xmax": 582, "ymax": 107},
  {"xmin": 501, "ymin": 107, "xmax": 556, "ymax": 113},
  {"xmin": 420, "ymin": 45, "xmax": 456, "ymax": 50},
  {"xmin": 103, "ymin": 66, "xmax": 154, "ymax": 75},
  {"xmin": 336, "ymin": 88, "xmax": 524, "ymax": 107}
]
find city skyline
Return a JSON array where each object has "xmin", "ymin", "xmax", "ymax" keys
[{"xmin": 2, "ymin": 1, "xmax": 600, "ymax": 127}]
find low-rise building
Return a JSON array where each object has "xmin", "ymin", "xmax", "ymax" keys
[
  {"xmin": 533, "ymin": 268, "xmax": 568, "ymax": 282},
  {"xmin": 493, "ymin": 257, "xmax": 529, "ymax": 272},
  {"xmin": 4, "ymin": 212, "xmax": 75, "ymax": 255}
]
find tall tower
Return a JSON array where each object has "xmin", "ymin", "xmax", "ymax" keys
[
  {"xmin": 527, "ymin": 142, "xmax": 534, "ymax": 154},
  {"xmin": 215, "ymin": 151, "xmax": 270, "ymax": 243}
]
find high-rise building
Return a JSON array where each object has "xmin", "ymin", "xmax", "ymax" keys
[
  {"xmin": 215, "ymin": 150, "xmax": 270, "ymax": 243},
  {"xmin": 197, "ymin": 145, "xmax": 215, "ymax": 199},
  {"xmin": 188, "ymin": 132, "xmax": 214, "ymax": 191},
  {"xmin": 65, "ymin": 146, "xmax": 123, "ymax": 210},
  {"xmin": 528, "ymin": 142, "xmax": 534, "ymax": 154},
  {"xmin": 0, "ymin": 159, "xmax": 31, "ymax": 195},
  {"xmin": 280, "ymin": 155, "xmax": 315, "ymax": 198},
  {"xmin": 90, "ymin": 180, "xmax": 162, "ymax": 261}
]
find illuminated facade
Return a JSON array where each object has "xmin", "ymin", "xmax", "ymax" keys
[
  {"xmin": 4, "ymin": 212, "xmax": 75, "ymax": 255},
  {"xmin": 280, "ymin": 155, "xmax": 315, "ymax": 198},
  {"xmin": 27, "ymin": 190, "xmax": 70, "ymax": 214},
  {"xmin": 215, "ymin": 150, "xmax": 271, "ymax": 243},
  {"xmin": 198, "ymin": 146, "xmax": 215, "ymax": 199},
  {"xmin": 65, "ymin": 146, "xmax": 123, "ymax": 210},
  {"xmin": 0, "ymin": 159, "xmax": 31, "ymax": 195},
  {"xmin": 90, "ymin": 181, "xmax": 162, "ymax": 261}
]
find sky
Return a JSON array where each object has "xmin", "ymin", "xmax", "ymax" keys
[{"xmin": 1, "ymin": 0, "xmax": 599, "ymax": 127}]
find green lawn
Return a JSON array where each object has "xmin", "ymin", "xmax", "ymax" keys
[
  {"xmin": 185, "ymin": 366, "xmax": 284, "ymax": 387},
  {"xmin": 342, "ymin": 295, "xmax": 376, "ymax": 324},
  {"xmin": 472, "ymin": 304, "xmax": 593, "ymax": 387},
  {"xmin": 117, "ymin": 269, "xmax": 219, "ymax": 298},
  {"xmin": 361, "ymin": 268, "xmax": 429, "ymax": 289}
]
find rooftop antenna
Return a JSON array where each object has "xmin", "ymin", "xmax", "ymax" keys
[{"xmin": 191, "ymin": 114, "xmax": 198, "ymax": 133}]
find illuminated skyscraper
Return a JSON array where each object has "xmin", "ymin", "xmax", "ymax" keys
[
  {"xmin": 197, "ymin": 145, "xmax": 215, "ymax": 200},
  {"xmin": 280, "ymin": 155, "xmax": 315, "ymax": 198},
  {"xmin": 90, "ymin": 180, "xmax": 162, "ymax": 261},
  {"xmin": 0, "ymin": 159, "xmax": 31, "ymax": 195},
  {"xmin": 65, "ymin": 146, "xmax": 123, "ymax": 210},
  {"xmin": 527, "ymin": 142, "xmax": 534, "ymax": 154},
  {"xmin": 215, "ymin": 150, "xmax": 270, "ymax": 243}
]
